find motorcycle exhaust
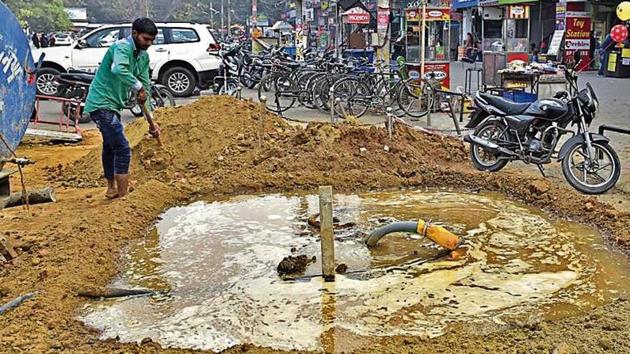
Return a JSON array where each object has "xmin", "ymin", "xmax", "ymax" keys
[{"xmin": 464, "ymin": 135, "xmax": 517, "ymax": 157}]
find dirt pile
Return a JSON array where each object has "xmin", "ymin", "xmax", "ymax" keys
[
  {"xmin": 2, "ymin": 95, "xmax": 630, "ymax": 353},
  {"xmin": 58, "ymin": 96, "xmax": 467, "ymax": 194}
]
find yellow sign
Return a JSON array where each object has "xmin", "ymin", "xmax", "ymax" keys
[
  {"xmin": 252, "ymin": 27, "xmax": 262, "ymax": 39},
  {"xmin": 608, "ymin": 52, "xmax": 618, "ymax": 73},
  {"xmin": 506, "ymin": 81, "xmax": 528, "ymax": 89}
]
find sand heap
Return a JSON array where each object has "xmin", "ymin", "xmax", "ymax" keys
[{"xmin": 58, "ymin": 96, "xmax": 467, "ymax": 194}]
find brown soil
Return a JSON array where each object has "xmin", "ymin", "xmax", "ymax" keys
[{"xmin": 1, "ymin": 95, "xmax": 629, "ymax": 353}]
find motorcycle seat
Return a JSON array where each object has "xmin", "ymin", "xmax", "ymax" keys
[
  {"xmin": 286, "ymin": 62, "xmax": 302, "ymax": 69},
  {"xmin": 57, "ymin": 73, "xmax": 94, "ymax": 85},
  {"xmin": 478, "ymin": 92, "xmax": 531, "ymax": 115}
]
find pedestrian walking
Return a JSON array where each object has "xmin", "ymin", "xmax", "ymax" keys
[
  {"xmin": 48, "ymin": 33, "xmax": 56, "ymax": 47},
  {"xmin": 32, "ymin": 32, "xmax": 40, "ymax": 48},
  {"xmin": 40, "ymin": 32, "xmax": 49, "ymax": 48}
]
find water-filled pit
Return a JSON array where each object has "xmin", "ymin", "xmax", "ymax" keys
[{"xmin": 82, "ymin": 190, "xmax": 630, "ymax": 352}]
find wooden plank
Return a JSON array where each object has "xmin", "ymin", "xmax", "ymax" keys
[
  {"xmin": 24, "ymin": 128, "xmax": 82, "ymax": 142},
  {"xmin": 319, "ymin": 186, "xmax": 335, "ymax": 282}
]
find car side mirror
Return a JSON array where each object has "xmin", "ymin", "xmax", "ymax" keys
[{"xmin": 76, "ymin": 40, "xmax": 87, "ymax": 49}]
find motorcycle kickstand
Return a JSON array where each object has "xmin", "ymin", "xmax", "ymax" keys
[{"xmin": 537, "ymin": 164, "xmax": 546, "ymax": 178}]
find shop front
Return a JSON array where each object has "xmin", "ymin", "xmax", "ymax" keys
[
  {"xmin": 480, "ymin": 0, "xmax": 536, "ymax": 87},
  {"xmin": 404, "ymin": 3, "xmax": 452, "ymax": 88},
  {"xmin": 452, "ymin": 0, "xmax": 481, "ymax": 60}
]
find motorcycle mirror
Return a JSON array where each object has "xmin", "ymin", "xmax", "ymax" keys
[{"xmin": 572, "ymin": 51, "xmax": 582, "ymax": 69}]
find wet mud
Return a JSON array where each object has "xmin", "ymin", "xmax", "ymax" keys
[{"xmin": 0, "ymin": 96, "xmax": 629, "ymax": 353}]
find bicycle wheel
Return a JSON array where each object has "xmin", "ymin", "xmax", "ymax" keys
[
  {"xmin": 152, "ymin": 85, "xmax": 176, "ymax": 108},
  {"xmin": 258, "ymin": 73, "xmax": 296, "ymax": 113},
  {"xmin": 398, "ymin": 79, "xmax": 433, "ymax": 118},
  {"xmin": 297, "ymin": 72, "xmax": 322, "ymax": 109},
  {"xmin": 312, "ymin": 76, "xmax": 334, "ymax": 113},
  {"xmin": 332, "ymin": 78, "xmax": 370, "ymax": 118}
]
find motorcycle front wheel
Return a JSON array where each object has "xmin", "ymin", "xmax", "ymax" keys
[
  {"xmin": 469, "ymin": 120, "xmax": 511, "ymax": 172},
  {"xmin": 561, "ymin": 141, "xmax": 621, "ymax": 194}
]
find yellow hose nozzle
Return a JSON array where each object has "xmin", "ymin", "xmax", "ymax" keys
[{"xmin": 417, "ymin": 219, "xmax": 460, "ymax": 251}]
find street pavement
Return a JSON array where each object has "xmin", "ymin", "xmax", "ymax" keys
[{"xmin": 32, "ymin": 62, "xmax": 630, "ymax": 196}]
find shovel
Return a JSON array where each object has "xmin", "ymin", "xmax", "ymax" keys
[{"xmin": 140, "ymin": 101, "xmax": 163, "ymax": 147}]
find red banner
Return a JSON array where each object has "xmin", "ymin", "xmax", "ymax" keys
[
  {"xmin": 344, "ymin": 7, "xmax": 370, "ymax": 24},
  {"xmin": 564, "ymin": 15, "xmax": 592, "ymax": 70},
  {"xmin": 566, "ymin": 16, "xmax": 591, "ymax": 40}
]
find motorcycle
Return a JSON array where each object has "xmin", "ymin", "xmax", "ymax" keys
[
  {"xmin": 54, "ymin": 69, "xmax": 175, "ymax": 123},
  {"xmin": 210, "ymin": 44, "xmax": 243, "ymax": 96},
  {"xmin": 463, "ymin": 64, "xmax": 620, "ymax": 195}
]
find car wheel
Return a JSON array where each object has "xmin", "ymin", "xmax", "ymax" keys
[
  {"xmin": 36, "ymin": 68, "xmax": 61, "ymax": 96},
  {"xmin": 162, "ymin": 67, "xmax": 197, "ymax": 97}
]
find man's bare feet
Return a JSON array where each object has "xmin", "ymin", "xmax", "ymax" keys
[
  {"xmin": 115, "ymin": 174, "xmax": 129, "ymax": 198},
  {"xmin": 105, "ymin": 179, "xmax": 118, "ymax": 199}
]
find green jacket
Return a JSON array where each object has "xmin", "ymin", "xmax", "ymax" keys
[{"xmin": 85, "ymin": 36, "xmax": 151, "ymax": 114}]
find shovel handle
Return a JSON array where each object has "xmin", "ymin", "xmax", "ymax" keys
[{"xmin": 140, "ymin": 102, "xmax": 163, "ymax": 146}]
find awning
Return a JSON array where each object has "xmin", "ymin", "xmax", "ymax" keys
[
  {"xmin": 270, "ymin": 21, "xmax": 294, "ymax": 31},
  {"xmin": 452, "ymin": 0, "xmax": 478, "ymax": 9}
]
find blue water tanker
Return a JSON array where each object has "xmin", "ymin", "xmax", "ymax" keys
[{"xmin": 0, "ymin": 1, "xmax": 37, "ymax": 171}]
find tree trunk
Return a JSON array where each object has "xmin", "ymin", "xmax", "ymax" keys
[{"xmin": 0, "ymin": 187, "xmax": 56, "ymax": 210}]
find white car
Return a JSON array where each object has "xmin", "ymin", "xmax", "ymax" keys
[
  {"xmin": 53, "ymin": 32, "xmax": 73, "ymax": 46},
  {"xmin": 33, "ymin": 23, "xmax": 221, "ymax": 97}
]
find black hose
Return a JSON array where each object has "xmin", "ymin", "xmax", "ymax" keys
[{"xmin": 365, "ymin": 221, "xmax": 419, "ymax": 247}]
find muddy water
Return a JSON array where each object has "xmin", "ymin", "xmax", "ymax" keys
[{"xmin": 81, "ymin": 191, "xmax": 630, "ymax": 352}]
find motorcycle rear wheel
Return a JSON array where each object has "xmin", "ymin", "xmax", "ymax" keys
[{"xmin": 470, "ymin": 120, "xmax": 511, "ymax": 172}]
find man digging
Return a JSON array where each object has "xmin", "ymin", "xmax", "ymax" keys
[{"xmin": 85, "ymin": 18, "xmax": 161, "ymax": 199}]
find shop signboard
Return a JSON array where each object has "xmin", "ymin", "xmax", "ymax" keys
[
  {"xmin": 507, "ymin": 5, "xmax": 529, "ymax": 19},
  {"xmin": 344, "ymin": 7, "xmax": 370, "ymax": 24},
  {"xmin": 564, "ymin": 14, "xmax": 591, "ymax": 70},
  {"xmin": 405, "ymin": 8, "xmax": 450, "ymax": 22},
  {"xmin": 479, "ymin": 0, "xmax": 499, "ymax": 6},
  {"xmin": 452, "ymin": 0, "xmax": 479, "ymax": 10},
  {"xmin": 556, "ymin": 2, "xmax": 566, "ymax": 20},
  {"xmin": 424, "ymin": 63, "xmax": 451, "ymax": 89},
  {"xmin": 566, "ymin": 16, "xmax": 591, "ymax": 41},
  {"xmin": 547, "ymin": 29, "xmax": 565, "ymax": 56},
  {"xmin": 565, "ymin": 39, "xmax": 589, "ymax": 51},
  {"xmin": 407, "ymin": 63, "xmax": 451, "ymax": 89}
]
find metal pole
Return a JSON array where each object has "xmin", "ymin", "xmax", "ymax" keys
[
  {"xmin": 329, "ymin": 87, "xmax": 335, "ymax": 123},
  {"xmin": 386, "ymin": 107, "xmax": 393, "ymax": 138},
  {"xmin": 258, "ymin": 96, "xmax": 267, "ymax": 149},
  {"xmin": 319, "ymin": 186, "xmax": 335, "ymax": 282},
  {"xmin": 221, "ymin": 0, "xmax": 225, "ymax": 32},
  {"xmin": 427, "ymin": 89, "xmax": 432, "ymax": 128},
  {"xmin": 420, "ymin": 1, "xmax": 426, "ymax": 78},
  {"xmin": 227, "ymin": 0, "xmax": 232, "ymax": 29}
]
